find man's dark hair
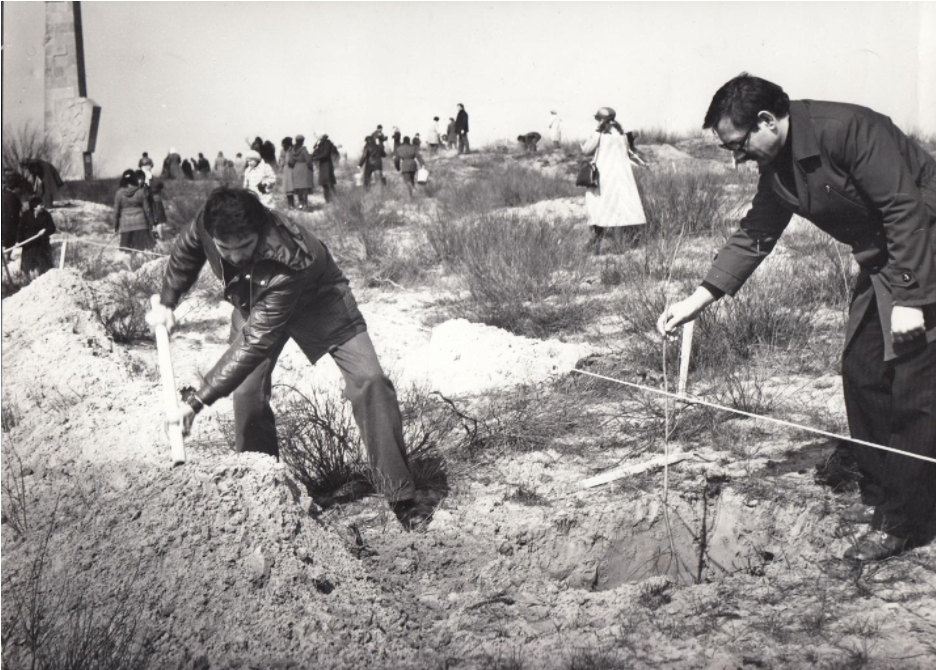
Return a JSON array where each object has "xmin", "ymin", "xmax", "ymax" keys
[
  {"xmin": 28, "ymin": 195, "xmax": 42, "ymax": 208},
  {"xmin": 703, "ymin": 72, "xmax": 790, "ymax": 130},
  {"xmin": 203, "ymin": 187, "xmax": 269, "ymax": 238}
]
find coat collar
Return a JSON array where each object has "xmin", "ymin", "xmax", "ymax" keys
[
  {"xmin": 788, "ymin": 100, "xmax": 821, "ymax": 163},
  {"xmin": 765, "ymin": 100, "xmax": 820, "ymax": 213}
]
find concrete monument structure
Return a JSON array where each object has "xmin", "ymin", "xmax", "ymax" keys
[{"xmin": 44, "ymin": 1, "xmax": 100, "ymax": 179}]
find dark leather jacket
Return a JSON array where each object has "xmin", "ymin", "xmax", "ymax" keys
[{"xmin": 160, "ymin": 209, "xmax": 351, "ymax": 405}]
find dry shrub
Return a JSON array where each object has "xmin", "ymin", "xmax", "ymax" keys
[
  {"xmin": 2, "ymin": 122, "xmax": 72, "ymax": 175},
  {"xmin": 428, "ymin": 212, "xmax": 594, "ymax": 336},
  {"xmin": 1, "ymin": 438, "xmax": 30, "ymax": 538},
  {"xmin": 1, "ymin": 517, "xmax": 152, "ymax": 670},
  {"xmin": 58, "ymin": 178, "xmax": 121, "ymax": 206},
  {"xmin": 436, "ymin": 381, "xmax": 582, "ymax": 461},
  {"xmin": 437, "ymin": 162, "xmax": 578, "ymax": 219},
  {"xmin": 275, "ymin": 386, "xmax": 365, "ymax": 496},
  {"xmin": 275, "ymin": 384, "xmax": 453, "ymax": 498},
  {"xmin": 319, "ymin": 189, "xmax": 408, "ymax": 260},
  {"xmin": 635, "ymin": 165, "xmax": 757, "ymax": 240},
  {"xmin": 85, "ymin": 259, "xmax": 166, "ymax": 344}
]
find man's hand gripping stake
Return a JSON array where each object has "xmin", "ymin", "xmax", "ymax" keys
[{"xmin": 147, "ymin": 295, "xmax": 186, "ymax": 466}]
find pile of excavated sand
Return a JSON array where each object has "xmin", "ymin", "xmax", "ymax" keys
[
  {"xmin": 1, "ymin": 269, "xmax": 428, "ymax": 668},
  {"xmin": 423, "ymin": 318, "xmax": 587, "ymax": 397}
]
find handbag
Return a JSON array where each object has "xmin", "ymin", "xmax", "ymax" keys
[{"xmin": 575, "ymin": 135, "xmax": 601, "ymax": 188}]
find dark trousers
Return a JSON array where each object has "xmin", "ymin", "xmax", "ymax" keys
[
  {"xmin": 458, "ymin": 133, "xmax": 470, "ymax": 154},
  {"xmin": 322, "ymin": 184, "xmax": 334, "ymax": 203},
  {"xmin": 230, "ymin": 308, "xmax": 415, "ymax": 501},
  {"xmin": 363, "ymin": 166, "xmax": 385, "ymax": 189},
  {"xmin": 401, "ymin": 171, "xmax": 415, "ymax": 196},
  {"xmin": 842, "ymin": 298, "xmax": 936, "ymax": 540}
]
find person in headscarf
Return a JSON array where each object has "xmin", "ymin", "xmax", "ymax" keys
[
  {"xmin": 17, "ymin": 196, "xmax": 57, "ymax": 276},
  {"xmin": 114, "ymin": 169, "xmax": 155, "ymax": 252},
  {"xmin": 581, "ymin": 106, "xmax": 647, "ymax": 254},
  {"xmin": 288, "ymin": 135, "xmax": 314, "ymax": 210},
  {"xmin": 395, "ymin": 136, "xmax": 424, "ymax": 198}
]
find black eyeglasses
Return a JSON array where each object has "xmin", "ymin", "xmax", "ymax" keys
[{"xmin": 718, "ymin": 124, "xmax": 755, "ymax": 153}]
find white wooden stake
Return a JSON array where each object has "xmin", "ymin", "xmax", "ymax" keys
[
  {"xmin": 59, "ymin": 239, "xmax": 68, "ymax": 269},
  {"xmin": 149, "ymin": 295, "xmax": 186, "ymax": 466},
  {"xmin": 678, "ymin": 321, "xmax": 694, "ymax": 397}
]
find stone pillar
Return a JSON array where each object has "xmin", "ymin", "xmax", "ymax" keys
[{"xmin": 44, "ymin": 1, "xmax": 100, "ymax": 179}]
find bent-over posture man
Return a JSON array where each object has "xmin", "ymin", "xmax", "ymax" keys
[
  {"xmin": 658, "ymin": 73, "xmax": 936, "ymax": 562},
  {"xmin": 153, "ymin": 187, "xmax": 433, "ymax": 528}
]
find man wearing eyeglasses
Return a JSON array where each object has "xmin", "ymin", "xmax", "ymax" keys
[{"xmin": 658, "ymin": 73, "xmax": 936, "ymax": 562}]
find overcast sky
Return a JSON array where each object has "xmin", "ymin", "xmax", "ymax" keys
[{"xmin": 3, "ymin": 1, "xmax": 935, "ymax": 177}]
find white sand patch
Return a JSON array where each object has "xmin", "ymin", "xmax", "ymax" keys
[{"xmin": 424, "ymin": 318, "xmax": 588, "ymax": 396}]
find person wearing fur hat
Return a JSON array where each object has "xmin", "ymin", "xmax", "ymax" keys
[{"xmin": 243, "ymin": 150, "xmax": 276, "ymax": 208}]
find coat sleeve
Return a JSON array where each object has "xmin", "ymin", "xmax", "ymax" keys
[
  {"xmin": 702, "ymin": 173, "xmax": 794, "ymax": 296},
  {"xmin": 142, "ymin": 192, "xmax": 154, "ymax": 227},
  {"xmin": 261, "ymin": 163, "xmax": 277, "ymax": 188},
  {"xmin": 581, "ymin": 132, "xmax": 600, "ymax": 156},
  {"xmin": 113, "ymin": 193, "xmax": 123, "ymax": 232},
  {"xmin": 41, "ymin": 211, "xmax": 56, "ymax": 235},
  {"xmin": 160, "ymin": 214, "xmax": 208, "ymax": 308},
  {"xmin": 194, "ymin": 272, "xmax": 301, "ymax": 405},
  {"xmin": 839, "ymin": 114, "xmax": 935, "ymax": 306}
]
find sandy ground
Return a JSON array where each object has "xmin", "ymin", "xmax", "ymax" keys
[{"xmin": 3, "ymin": 158, "xmax": 936, "ymax": 668}]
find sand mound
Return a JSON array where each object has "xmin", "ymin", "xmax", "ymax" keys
[{"xmin": 426, "ymin": 318, "xmax": 587, "ymax": 396}]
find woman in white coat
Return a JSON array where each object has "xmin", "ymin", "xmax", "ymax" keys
[
  {"xmin": 243, "ymin": 149, "xmax": 277, "ymax": 208},
  {"xmin": 581, "ymin": 107, "xmax": 646, "ymax": 253}
]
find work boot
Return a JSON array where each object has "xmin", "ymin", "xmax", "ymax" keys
[
  {"xmin": 841, "ymin": 502, "xmax": 874, "ymax": 524},
  {"xmin": 843, "ymin": 531, "xmax": 908, "ymax": 562},
  {"xmin": 391, "ymin": 499, "xmax": 435, "ymax": 531}
]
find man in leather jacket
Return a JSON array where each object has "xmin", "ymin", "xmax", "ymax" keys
[
  {"xmin": 658, "ymin": 74, "xmax": 936, "ymax": 562},
  {"xmin": 152, "ymin": 187, "xmax": 432, "ymax": 528}
]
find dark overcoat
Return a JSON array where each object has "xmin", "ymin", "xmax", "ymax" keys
[
  {"xmin": 310, "ymin": 138, "xmax": 338, "ymax": 186},
  {"xmin": 704, "ymin": 100, "xmax": 936, "ymax": 360},
  {"xmin": 288, "ymin": 145, "xmax": 315, "ymax": 190}
]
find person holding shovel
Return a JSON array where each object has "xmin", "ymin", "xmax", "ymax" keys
[
  {"xmin": 657, "ymin": 73, "xmax": 936, "ymax": 562},
  {"xmin": 150, "ymin": 187, "xmax": 433, "ymax": 529}
]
